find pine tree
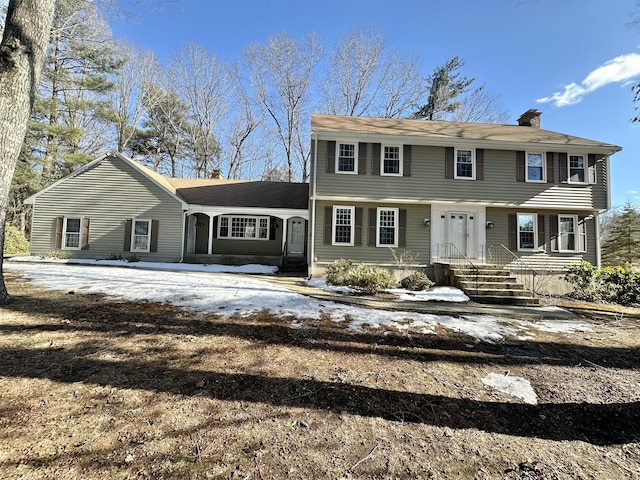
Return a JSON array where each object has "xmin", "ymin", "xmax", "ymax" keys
[{"xmin": 601, "ymin": 202, "xmax": 640, "ymax": 266}]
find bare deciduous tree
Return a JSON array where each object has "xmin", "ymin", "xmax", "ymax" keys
[
  {"xmin": 0, "ymin": 0, "xmax": 56, "ymax": 303},
  {"xmin": 321, "ymin": 27, "xmax": 425, "ymax": 119},
  {"xmin": 241, "ymin": 32, "xmax": 323, "ymax": 182}
]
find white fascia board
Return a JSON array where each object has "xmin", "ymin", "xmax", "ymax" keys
[
  {"xmin": 311, "ymin": 131, "xmax": 621, "ymax": 156},
  {"xmin": 187, "ymin": 205, "xmax": 309, "ymax": 220}
]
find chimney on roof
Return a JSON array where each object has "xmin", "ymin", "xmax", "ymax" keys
[
  {"xmin": 517, "ymin": 109, "xmax": 541, "ymax": 128},
  {"xmin": 211, "ymin": 169, "xmax": 224, "ymax": 180}
]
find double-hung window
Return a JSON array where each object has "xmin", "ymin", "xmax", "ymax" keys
[
  {"xmin": 377, "ymin": 208, "xmax": 398, "ymax": 247},
  {"xmin": 455, "ymin": 148, "xmax": 474, "ymax": 179},
  {"xmin": 517, "ymin": 213, "xmax": 536, "ymax": 250},
  {"xmin": 568, "ymin": 154, "xmax": 587, "ymax": 183},
  {"xmin": 382, "ymin": 145, "xmax": 402, "ymax": 176},
  {"xmin": 218, "ymin": 215, "xmax": 269, "ymax": 240},
  {"xmin": 332, "ymin": 206, "xmax": 354, "ymax": 245},
  {"xmin": 526, "ymin": 152, "xmax": 545, "ymax": 182},
  {"xmin": 62, "ymin": 217, "xmax": 82, "ymax": 250},
  {"xmin": 558, "ymin": 215, "xmax": 577, "ymax": 252},
  {"xmin": 131, "ymin": 219, "xmax": 152, "ymax": 252},
  {"xmin": 337, "ymin": 142, "xmax": 357, "ymax": 173}
]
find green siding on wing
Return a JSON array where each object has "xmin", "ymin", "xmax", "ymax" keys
[
  {"xmin": 313, "ymin": 200, "xmax": 431, "ymax": 266},
  {"xmin": 29, "ymin": 155, "xmax": 184, "ymax": 261},
  {"xmin": 314, "ymin": 141, "xmax": 608, "ymax": 210},
  {"xmin": 486, "ymin": 207, "xmax": 597, "ymax": 268}
]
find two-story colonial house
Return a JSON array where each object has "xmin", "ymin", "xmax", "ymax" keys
[{"xmin": 308, "ymin": 111, "xmax": 621, "ymax": 291}]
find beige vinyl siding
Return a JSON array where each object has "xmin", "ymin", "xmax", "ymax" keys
[
  {"xmin": 314, "ymin": 141, "xmax": 608, "ymax": 210},
  {"xmin": 313, "ymin": 200, "xmax": 430, "ymax": 266},
  {"xmin": 486, "ymin": 207, "xmax": 597, "ymax": 269},
  {"xmin": 29, "ymin": 156, "xmax": 184, "ymax": 262}
]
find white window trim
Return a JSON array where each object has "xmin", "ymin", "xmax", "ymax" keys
[
  {"xmin": 568, "ymin": 154, "xmax": 588, "ymax": 184},
  {"xmin": 558, "ymin": 214, "xmax": 579, "ymax": 253},
  {"xmin": 131, "ymin": 218, "xmax": 152, "ymax": 253},
  {"xmin": 332, "ymin": 205, "xmax": 355, "ymax": 246},
  {"xmin": 454, "ymin": 148, "xmax": 475, "ymax": 180},
  {"xmin": 335, "ymin": 142, "xmax": 358, "ymax": 175},
  {"xmin": 525, "ymin": 152, "xmax": 546, "ymax": 183},
  {"xmin": 380, "ymin": 145, "xmax": 403, "ymax": 177},
  {"xmin": 217, "ymin": 215, "xmax": 270, "ymax": 241},
  {"xmin": 516, "ymin": 213, "xmax": 537, "ymax": 252},
  {"xmin": 62, "ymin": 217, "xmax": 82, "ymax": 250},
  {"xmin": 376, "ymin": 207, "xmax": 399, "ymax": 248}
]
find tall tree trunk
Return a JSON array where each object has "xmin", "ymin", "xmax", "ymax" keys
[{"xmin": 0, "ymin": 0, "xmax": 57, "ymax": 304}]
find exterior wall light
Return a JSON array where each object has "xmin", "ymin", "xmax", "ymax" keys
[
  {"xmin": 486, "ymin": 221, "xmax": 494, "ymax": 229},
  {"xmin": 423, "ymin": 218, "xmax": 430, "ymax": 227}
]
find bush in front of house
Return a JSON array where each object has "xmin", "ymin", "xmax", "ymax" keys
[
  {"xmin": 565, "ymin": 261, "xmax": 640, "ymax": 305},
  {"xmin": 400, "ymin": 270, "xmax": 434, "ymax": 291},
  {"xmin": 325, "ymin": 259, "xmax": 396, "ymax": 295},
  {"xmin": 3, "ymin": 225, "xmax": 30, "ymax": 255}
]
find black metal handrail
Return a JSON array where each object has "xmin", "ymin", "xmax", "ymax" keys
[
  {"xmin": 483, "ymin": 244, "xmax": 538, "ymax": 295},
  {"xmin": 435, "ymin": 243, "xmax": 480, "ymax": 293}
]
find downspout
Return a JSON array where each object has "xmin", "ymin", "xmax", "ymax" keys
[{"xmin": 309, "ymin": 132, "xmax": 318, "ymax": 278}]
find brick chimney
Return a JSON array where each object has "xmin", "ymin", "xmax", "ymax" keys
[
  {"xmin": 211, "ymin": 169, "xmax": 224, "ymax": 179},
  {"xmin": 517, "ymin": 109, "xmax": 541, "ymax": 128}
]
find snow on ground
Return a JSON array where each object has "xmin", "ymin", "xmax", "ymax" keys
[
  {"xmin": 482, "ymin": 372, "xmax": 538, "ymax": 405},
  {"xmin": 5, "ymin": 262, "xmax": 587, "ymax": 343}
]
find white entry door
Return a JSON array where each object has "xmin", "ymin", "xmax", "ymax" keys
[
  {"xmin": 448, "ymin": 212, "xmax": 468, "ymax": 256},
  {"xmin": 287, "ymin": 218, "xmax": 305, "ymax": 256}
]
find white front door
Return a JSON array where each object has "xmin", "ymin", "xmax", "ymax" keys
[
  {"xmin": 448, "ymin": 212, "xmax": 468, "ymax": 256},
  {"xmin": 287, "ymin": 218, "xmax": 305, "ymax": 256}
]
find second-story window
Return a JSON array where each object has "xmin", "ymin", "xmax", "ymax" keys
[
  {"xmin": 337, "ymin": 142, "xmax": 357, "ymax": 173},
  {"xmin": 455, "ymin": 148, "xmax": 475, "ymax": 179},
  {"xmin": 382, "ymin": 145, "xmax": 402, "ymax": 176},
  {"xmin": 526, "ymin": 152, "xmax": 545, "ymax": 182},
  {"xmin": 569, "ymin": 154, "xmax": 586, "ymax": 183}
]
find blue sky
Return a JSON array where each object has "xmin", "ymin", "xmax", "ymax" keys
[{"xmin": 110, "ymin": 0, "xmax": 640, "ymax": 208}]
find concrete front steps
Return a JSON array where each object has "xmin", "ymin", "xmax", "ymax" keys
[{"xmin": 450, "ymin": 265, "xmax": 540, "ymax": 306}]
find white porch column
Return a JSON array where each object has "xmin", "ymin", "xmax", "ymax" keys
[
  {"xmin": 281, "ymin": 217, "xmax": 288, "ymax": 256},
  {"xmin": 208, "ymin": 214, "xmax": 214, "ymax": 255}
]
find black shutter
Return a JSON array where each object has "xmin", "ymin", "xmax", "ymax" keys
[
  {"xmin": 358, "ymin": 143, "xmax": 367, "ymax": 175},
  {"xmin": 508, "ymin": 214, "xmax": 517, "ymax": 250},
  {"xmin": 546, "ymin": 152, "xmax": 555, "ymax": 183},
  {"xmin": 578, "ymin": 216, "xmax": 587, "ymax": 252},
  {"xmin": 516, "ymin": 151, "xmax": 525, "ymax": 182},
  {"xmin": 80, "ymin": 218, "xmax": 91, "ymax": 250},
  {"xmin": 324, "ymin": 206, "xmax": 333, "ymax": 244},
  {"xmin": 150, "ymin": 220, "xmax": 159, "ymax": 252},
  {"xmin": 326, "ymin": 141, "xmax": 335, "ymax": 173},
  {"xmin": 368, "ymin": 208, "xmax": 376, "ymax": 246},
  {"xmin": 55, "ymin": 217, "xmax": 63, "ymax": 249},
  {"xmin": 403, "ymin": 145, "xmax": 412, "ymax": 177},
  {"xmin": 559, "ymin": 153, "xmax": 568, "ymax": 182},
  {"xmin": 372, "ymin": 143, "xmax": 381, "ymax": 176},
  {"xmin": 550, "ymin": 215, "xmax": 559, "ymax": 251},
  {"xmin": 124, "ymin": 219, "xmax": 132, "ymax": 251},
  {"xmin": 399, "ymin": 209, "xmax": 407, "ymax": 247},
  {"xmin": 445, "ymin": 147, "xmax": 454, "ymax": 179},
  {"xmin": 537, "ymin": 214, "xmax": 545, "ymax": 250},
  {"xmin": 476, "ymin": 148, "xmax": 484, "ymax": 180},
  {"xmin": 212, "ymin": 216, "xmax": 218, "ymax": 239},
  {"xmin": 588, "ymin": 154, "xmax": 597, "ymax": 184},
  {"xmin": 269, "ymin": 217, "xmax": 277, "ymax": 241},
  {"xmin": 354, "ymin": 207, "xmax": 363, "ymax": 245}
]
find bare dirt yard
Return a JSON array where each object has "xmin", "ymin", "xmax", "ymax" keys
[{"xmin": 1, "ymin": 270, "xmax": 639, "ymax": 479}]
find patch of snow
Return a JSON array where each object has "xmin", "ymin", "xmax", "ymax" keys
[
  {"xmin": 482, "ymin": 372, "xmax": 538, "ymax": 405},
  {"xmin": 4, "ymin": 263, "xmax": 575, "ymax": 344},
  {"xmin": 532, "ymin": 319, "xmax": 593, "ymax": 333}
]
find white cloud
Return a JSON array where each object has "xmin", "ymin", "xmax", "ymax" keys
[{"xmin": 537, "ymin": 52, "xmax": 640, "ymax": 107}]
